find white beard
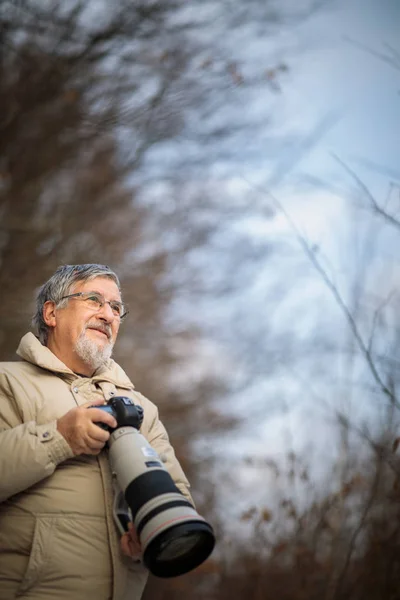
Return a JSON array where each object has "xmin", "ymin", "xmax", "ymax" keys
[{"xmin": 74, "ymin": 329, "xmax": 114, "ymax": 371}]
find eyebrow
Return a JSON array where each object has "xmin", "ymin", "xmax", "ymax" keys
[{"xmin": 88, "ymin": 290, "xmax": 122, "ymax": 303}]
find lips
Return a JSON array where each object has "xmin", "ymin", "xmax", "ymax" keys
[{"xmin": 87, "ymin": 326, "xmax": 110, "ymax": 339}]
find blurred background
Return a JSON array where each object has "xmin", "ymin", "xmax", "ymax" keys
[{"xmin": 1, "ymin": 0, "xmax": 400, "ymax": 597}]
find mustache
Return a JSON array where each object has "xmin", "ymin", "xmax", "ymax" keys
[{"xmin": 85, "ymin": 321, "xmax": 112, "ymax": 340}]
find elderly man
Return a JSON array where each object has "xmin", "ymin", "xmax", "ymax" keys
[{"xmin": 0, "ymin": 264, "xmax": 193, "ymax": 600}]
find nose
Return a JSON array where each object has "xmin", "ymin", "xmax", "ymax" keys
[{"xmin": 97, "ymin": 301, "xmax": 115, "ymax": 322}]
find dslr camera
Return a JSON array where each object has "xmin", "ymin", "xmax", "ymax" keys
[{"xmin": 92, "ymin": 396, "xmax": 215, "ymax": 578}]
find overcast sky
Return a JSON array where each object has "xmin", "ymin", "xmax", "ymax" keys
[{"xmin": 135, "ymin": 0, "xmax": 400, "ymax": 518}]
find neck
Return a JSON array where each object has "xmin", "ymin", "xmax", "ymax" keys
[{"xmin": 46, "ymin": 337, "xmax": 95, "ymax": 377}]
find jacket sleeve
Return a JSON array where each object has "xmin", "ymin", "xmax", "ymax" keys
[
  {"xmin": 0, "ymin": 372, "xmax": 74, "ymax": 503},
  {"xmin": 134, "ymin": 392, "xmax": 195, "ymax": 506}
]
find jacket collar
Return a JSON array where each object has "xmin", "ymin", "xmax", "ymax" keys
[{"xmin": 17, "ymin": 332, "xmax": 134, "ymax": 389}]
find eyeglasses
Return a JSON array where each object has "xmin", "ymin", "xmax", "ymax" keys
[{"xmin": 60, "ymin": 292, "xmax": 128, "ymax": 320}]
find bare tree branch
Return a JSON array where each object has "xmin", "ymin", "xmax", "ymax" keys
[
  {"xmin": 332, "ymin": 154, "xmax": 400, "ymax": 233},
  {"xmin": 329, "ymin": 458, "xmax": 382, "ymax": 600},
  {"xmin": 242, "ymin": 176, "xmax": 399, "ymax": 410},
  {"xmin": 367, "ymin": 292, "xmax": 395, "ymax": 355},
  {"xmin": 343, "ymin": 35, "xmax": 400, "ymax": 72}
]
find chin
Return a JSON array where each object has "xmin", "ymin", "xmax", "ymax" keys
[{"xmin": 75, "ymin": 334, "xmax": 113, "ymax": 369}]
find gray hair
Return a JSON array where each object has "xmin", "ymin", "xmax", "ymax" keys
[{"xmin": 32, "ymin": 264, "xmax": 121, "ymax": 344}]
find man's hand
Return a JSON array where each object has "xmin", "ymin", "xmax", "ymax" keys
[
  {"xmin": 121, "ymin": 522, "xmax": 142, "ymax": 561},
  {"xmin": 57, "ymin": 401, "xmax": 117, "ymax": 456}
]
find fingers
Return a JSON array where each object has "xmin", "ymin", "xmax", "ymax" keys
[
  {"xmin": 85, "ymin": 436, "xmax": 108, "ymax": 455},
  {"xmin": 128, "ymin": 523, "xmax": 140, "ymax": 543},
  {"xmin": 70, "ymin": 426, "xmax": 108, "ymax": 455},
  {"xmin": 120, "ymin": 523, "xmax": 142, "ymax": 560},
  {"xmin": 80, "ymin": 417, "xmax": 112, "ymax": 453},
  {"xmin": 75, "ymin": 429, "xmax": 109, "ymax": 455},
  {"xmin": 57, "ymin": 403, "xmax": 117, "ymax": 456},
  {"xmin": 87, "ymin": 407, "xmax": 117, "ymax": 430},
  {"xmin": 120, "ymin": 532, "xmax": 132, "ymax": 557},
  {"xmin": 87, "ymin": 421, "xmax": 111, "ymax": 443}
]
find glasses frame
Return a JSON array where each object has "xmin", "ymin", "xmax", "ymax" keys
[{"xmin": 60, "ymin": 291, "xmax": 129, "ymax": 320}]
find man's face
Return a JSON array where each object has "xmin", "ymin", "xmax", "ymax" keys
[{"xmin": 49, "ymin": 276, "xmax": 122, "ymax": 371}]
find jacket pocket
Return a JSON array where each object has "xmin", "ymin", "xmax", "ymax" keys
[{"xmin": 16, "ymin": 515, "xmax": 56, "ymax": 596}]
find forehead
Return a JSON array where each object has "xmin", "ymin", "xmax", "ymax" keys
[{"xmin": 72, "ymin": 276, "xmax": 121, "ymax": 300}]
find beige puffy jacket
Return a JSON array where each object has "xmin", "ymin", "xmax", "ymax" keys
[{"xmin": 0, "ymin": 333, "xmax": 192, "ymax": 600}]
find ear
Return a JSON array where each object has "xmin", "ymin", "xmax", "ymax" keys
[{"xmin": 43, "ymin": 300, "xmax": 57, "ymax": 328}]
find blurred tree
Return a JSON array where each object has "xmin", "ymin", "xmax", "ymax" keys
[
  {"xmin": 0, "ymin": 3, "xmax": 244, "ymax": 536},
  {"xmin": 0, "ymin": 0, "xmax": 313, "ymax": 439},
  {"xmin": 0, "ymin": 0, "xmax": 174, "ymax": 354}
]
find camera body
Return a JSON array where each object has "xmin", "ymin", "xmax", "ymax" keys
[{"xmin": 95, "ymin": 396, "xmax": 144, "ymax": 431}]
